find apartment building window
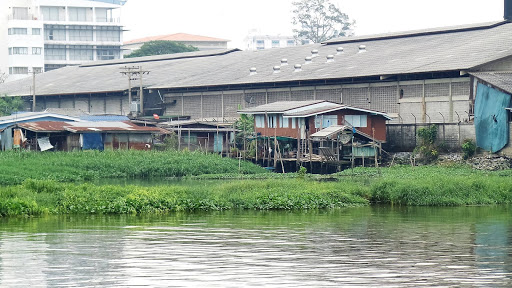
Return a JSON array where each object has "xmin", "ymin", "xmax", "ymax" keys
[
  {"xmin": 45, "ymin": 25, "xmax": 66, "ymax": 41},
  {"xmin": 33, "ymin": 67, "xmax": 43, "ymax": 74},
  {"xmin": 8, "ymin": 28, "xmax": 28, "ymax": 35},
  {"xmin": 32, "ymin": 47, "xmax": 42, "ymax": 55},
  {"xmin": 69, "ymin": 28, "xmax": 93, "ymax": 41},
  {"xmin": 271, "ymin": 40, "xmax": 280, "ymax": 48},
  {"xmin": 287, "ymin": 40, "xmax": 295, "ymax": 46},
  {"xmin": 97, "ymin": 46, "xmax": 119, "ymax": 60},
  {"xmin": 69, "ymin": 7, "xmax": 89, "ymax": 22},
  {"xmin": 12, "ymin": 7, "xmax": 29, "ymax": 20},
  {"xmin": 96, "ymin": 27, "xmax": 120, "ymax": 42},
  {"xmin": 69, "ymin": 45, "xmax": 93, "ymax": 60},
  {"xmin": 9, "ymin": 67, "xmax": 29, "ymax": 75},
  {"xmin": 10, "ymin": 47, "xmax": 28, "ymax": 55},
  {"xmin": 41, "ymin": 7, "xmax": 61, "ymax": 21},
  {"xmin": 32, "ymin": 28, "xmax": 41, "ymax": 35},
  {"xmin": 45, "ymin": 45, "xmax": 66, "ymax": 60},
  {"xmin": 95, "ymin": 8, "xmax": 110, "ymax": 22}
]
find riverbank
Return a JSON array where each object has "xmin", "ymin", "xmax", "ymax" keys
[{"xmin": 1, "ymin": 165, "xmax": 512, "ymax": 216}]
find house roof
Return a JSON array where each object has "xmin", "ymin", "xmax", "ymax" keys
[
  {"xmin": 124, "ymin": 33, "xmax": 229, "ymax": 45},
  {"xmin": 3, "ymin": 21, "xmax": 512, "ymax": 97},
  {"xmin": 470, "ymin": 71, "xmax": 512, "ymax": 95},
  {"xmin": 18, "ymin": 121, "xmax": 166, "ymax": 134},
  {"xmin": 238, "ymin": 100, "xmax": 393, "ymax": 120},
  {"xmin": 0, "ymin": 112, "xmax": 80, "ymax": 126}
]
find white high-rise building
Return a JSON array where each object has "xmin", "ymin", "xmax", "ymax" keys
[{"xmin": 0, "ymin": 0, "xmax": 125, "ymax": 82}]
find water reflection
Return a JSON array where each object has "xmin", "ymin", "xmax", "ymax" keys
[{"xmin": 0, "ymin": 207, "xmax": 510, "ymax": 287}]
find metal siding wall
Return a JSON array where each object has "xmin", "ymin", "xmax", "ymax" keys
[
  {"xmin": 60, "ymin": 98, "xmax": 74, "ymax": 109},
  {"xmin": 244, "ymin": 92, "xmax": 266, "ymax": 108},
  {"xmin": 223, "ymin": 93, "xmax": 243, "ymax": 117},
  {"xmin": 75, "ymin": 97, "xmax": 89, "ymax": 112},
  {"xmin": 90, "ymin": 97, "xmax": 105, "ymax": 114},
  {"xmin": 106, "ymin": 97, "xmax": 122, "ymax": 115},
  {"xmin": 316, "ymin": 88, "xmax": 341, "ymax": 103},
  {"xmin": 45, "ymin": 98, "xmax": 59, "ymax": 108},
  {"xmin": 183, "ymin": 95, "xmax": 202, "ymax": 118},
  {"xmin": 370, "ymin": 86, "xmax": 398, "ymax": 113},
  {"xmin": 343, "ymin": 87, "xmax": 369, "ymax": 108},
  {"xmin": 202, "ymin": 94, "xmax": 222, "ymax": 118}
]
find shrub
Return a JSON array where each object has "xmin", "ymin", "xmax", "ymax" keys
[{"xmin": 462, "ymin": 139, "xmax": 476, "ymax": 160}]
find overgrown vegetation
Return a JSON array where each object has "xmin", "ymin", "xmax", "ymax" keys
[
  {"xmin": 0, "ymin": 150, "xmax": 268, "ymax": 185},
  {"xmin": 462, "ymin": 139, "xmax": 477, "ymax": 160},
  {"xmin": 415, "ymin": 124, "xmax": 439, "ymax": 163},
  {"xmin": 0, "ymin": 96, "xmax": 24, "ymax": 116},
  {"xmin": 125, "ymin": 41, "xmax": 199, "ymax": 58},
  {"xmin": 1, "ymin": 165, "xmax": 512, "ymax": 216}
]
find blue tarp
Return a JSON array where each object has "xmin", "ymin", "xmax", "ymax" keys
[
  {"xmin": 82, "ymin": 133, "xmax": 104, "ymax": 150},
  {"xmin": 474, "ymin": 83, "xmax": 511, "ymax": 153}
]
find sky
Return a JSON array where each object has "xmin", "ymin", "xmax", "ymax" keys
[{"xmin": 121, "ymin": 0, "xmax": 505, "ymax": 49}]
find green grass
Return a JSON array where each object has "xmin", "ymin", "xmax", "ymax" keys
[{"xmin": 0, "ymin": 150, "xmax": 268, "ymax": 185}]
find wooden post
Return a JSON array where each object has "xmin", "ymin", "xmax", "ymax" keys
[{"xmin": 139, "ymin": 66, "xmax": 144, "ymax": 116}]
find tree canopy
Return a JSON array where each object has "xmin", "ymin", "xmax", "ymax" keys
[
  {"xmin": 291, "ymin": 0, "xmax": 354, "ymax": 43},
  {"xmin": 125, "ymin": 40, "xmax": 199, "ymax": 58},
  {"xmin": 0, "ymin": 96, "xmax": 24, "ymax": 116}
]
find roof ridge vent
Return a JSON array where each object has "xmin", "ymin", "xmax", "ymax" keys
[
  {"xmin": 273, "ymin": 66, "xmax": 281, "ymax": 73},
  {"xmin": 326, "ymin": 55, "xmax": 334, "ymax": 63},
  {"xmin": 336, "ymin": 47, "xmax": 344, "ymax": 55},
  {"xmin": 311, "ymin": 49, "xmax": 319, "ymax": 58},
  {"xmin": 249, "ymin": 67, "xmax": 257, "ymax": 76},
  {"xmin": 294, "ymin": 64, "xmax": 302, "ymax": 72},
  {"xmin": 305, "ymin": 56, "xmax": 312, "ymax": 64},
  {"xmin": 358, "ymin": 45, "xmax": 367, "ymax": 53},
  {"xmin": 281, "ymin": 58, "xmax": 288, "ymax": 66}
]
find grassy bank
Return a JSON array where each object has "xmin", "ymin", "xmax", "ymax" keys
[
  {"xmin": 1, "ymin": 165, "xmax": 511, "ymax": 216},
  {"xmin": 0, "ymin": 150, "xmax": 268, "ymax": 185}
]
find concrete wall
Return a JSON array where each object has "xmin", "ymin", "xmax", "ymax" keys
[{"xmin": 385, "ymin": 123, "xmax": 476, "ymax": 152}]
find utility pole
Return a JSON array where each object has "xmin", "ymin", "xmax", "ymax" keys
[
  {"xmin": 32, "ymin": 70, "xmax": 36, "ymax": 112},
  {"xmin": 120, "ymin": 66, "xmax": 149, "ymax": 116}
]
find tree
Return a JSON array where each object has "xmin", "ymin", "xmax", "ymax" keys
[
  {"xmin": 291, "ymin": 0, "xmax": 354, "ymax": 43},
  {"xmin": 0, "ymin": 96, "xmax": 24, "ymax": 116},
  {"xmin": 125, "ymin": 40, "xmax": 199, "ymax": 58}
]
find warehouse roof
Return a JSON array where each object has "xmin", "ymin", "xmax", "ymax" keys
[
  {"xmin": 470, "ymin": 71, "xmax": 512, "ymax": 95},
  {"xmin": 2, "ymin": 21, "xmax": 512, "ymax": 97}
]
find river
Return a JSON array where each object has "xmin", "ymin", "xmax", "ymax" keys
[{"xmin": 0, "ymin": 206, "xmax": 510, "ymax": 287}]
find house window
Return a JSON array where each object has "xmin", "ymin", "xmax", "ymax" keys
[
  {"xmin": 291, "ymin": 118, "xmax": 297, "ymax": 129},
  {"xmin": 32, "ymin": 47, "xmax": 42, "ymax": 55},
  {"xmin": 271, "ymin": 40, "xmax": 280, "ymax": 48},
  {"xmin": 315, "ymin": 115, "xmax": 338, "ymax": 129},
  {"xmin": 267, "ymin": 115, "xmax": 277, "ymax": 128},
  {"xmin": 345, "ymin": 115, "xmax": 368, "ymax": 128},
  {"xmin": 287, "ymin": 40, "xmax": 295, "ymax": 46},
  {"xmin": 255, "ymin": 115, "xmax": 264, "ymax": 128},
  {"xmin": 32, "ymin": 28, "xmax": 41, "ymax": 35},
  {"xmin": 279, "ymin": 115, "xmax": 289, "ymax": 128},
  {"xmin": 256, "ymin": 40, "xmax": 264, "ymax": 49},
  {"xmin": 8, "ymin": 28, "xmax": 27, "ymax": 35}
]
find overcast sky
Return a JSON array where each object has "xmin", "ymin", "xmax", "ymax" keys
[{"xmin": 121, "ymin": 0, "xmax": 505, "ymax": 48}]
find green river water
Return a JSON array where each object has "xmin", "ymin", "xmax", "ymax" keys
[{"xmin": 0, "ymin": 206, "xmax": 510, "ymax": 287}]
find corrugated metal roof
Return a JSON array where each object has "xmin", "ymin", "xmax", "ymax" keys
[
  {"xmin": 311, "ymin": 125, "xmax": 349, "ymax": 139},
  {"xmin": 2, "ymin": 22, "xmax": 512, "ymax": 97},
  {"xmin": 80, "ymin": 115, "xmax": 130, "ymax": 121},
  {"xmin": 0, "ymin": 112, "xmax": 80, "ymax": 125},
  {"xmin": 18, "ymin": 121, "xmax": 165, "ymax": 133},
  {"xmin": 238, "ymin": 100, "xmax": 326, "ymax": 114},
  {"xmin": 470, "ymin": 71, "xmax": 512, "ymax": 95}
]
